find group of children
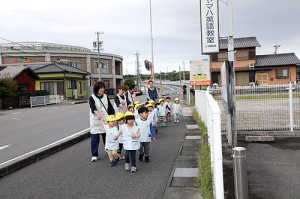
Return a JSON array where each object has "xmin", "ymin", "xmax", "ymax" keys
[{"xmin": 100, "ymin": 97, "xmax": 182, "ymax": 173}]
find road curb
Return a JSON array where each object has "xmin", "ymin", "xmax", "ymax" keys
[{"xmin": 0, "ymin": 128, "xmax": 90, "ymax": 178}]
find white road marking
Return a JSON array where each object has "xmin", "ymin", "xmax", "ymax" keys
[
  {"xmin": 0, "ymin": 128, "xmax": 90, "ymax": 166},
  {"xmin": 0, "ymin": 145, "xmax": 10, "ymax": 151},
  {"xmin": 11, "ymin": 112, "xmax": 21, "ymax": 115},
  {"xmin": 11, "ymin": 118, "xmax": 21, "ymax": 120}
]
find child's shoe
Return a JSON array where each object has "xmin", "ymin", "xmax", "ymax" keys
[
  {"xmin": 125, "ymin": 163, "xmax": 130, "ymax": 171},
  {"xmin": 91, "ymin": 157, "xmax": 98, "ymax": 162},
  {"xmin": 114, "ymin": 157, "xmax": 120, "ymax": 166},
  {"xmin": 139, "ymin": 153, "xmax": 144, "ymax": 161},
  {"xmin": 110, "ymin": 160, "xmax": 115, "ymax": 167},
  {"xmin": 145, "ymin": 156, "xmax": 150, "ymax": 162},
  {"xmin": 131, "ymin": 166, "xmax": 136, "ymax": 173}
]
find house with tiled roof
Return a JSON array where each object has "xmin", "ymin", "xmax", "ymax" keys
[
  {"xmin": 0, "ymin": 65, "xmax": 38, "ymax": 92},
  {"xmin": 210, "ymin": 37, "xmax": 300, "ymax": 85},
  {"xmin": 0, "ymin": 62, "xmax": 90, "ymax": 99}
]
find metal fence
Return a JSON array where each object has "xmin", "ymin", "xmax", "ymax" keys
[{"xmin": 209, "ymin": 83, "xmax": 300, "ymax": 131}]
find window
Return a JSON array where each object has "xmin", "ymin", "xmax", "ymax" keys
[
  {"xmin": 102, "ymin": 79, "xmax": 110, "ymax": 88},
  {"xmin": 41, "ymin": 82, "xmax": 56, "ymax": 95},
  {"xmin": 67, "ymin": 80, "xmax": 77, "ymax": 89},
  {"xmin": 236, "ymin": 50, "xmax": 249, "ymax": 60},
  {"xmin": 218, "ymin": 52, "xmax": 228, "ymax": 62},
  {"xmin": 276, "ymin": 69, "xmax": 289, "ymax": 78}
]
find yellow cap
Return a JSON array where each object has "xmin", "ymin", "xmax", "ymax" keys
[
  {"xmin": 124, "ymin": 111, "xmax": 134, "ymax": 117},
  {"xmin": 134, "ymin": 100, "xmax": 140, "ymax": 105},
  {"xmin": 106, "ymin": 115, "xmax": 116, "ymax": 122},
  {"xmin": 148, "ymin": 99, "xmax": 155, "ymax": 104},
  {"xmin": 135, "ymin": 103, "xmax": 142, "ymax": 108},
  {"xmin": 146, "ymin": 103, "xmax": 153, "ymax": 108},
  {"xmin": 159, "ymin": 98, "xmax": 164, "ymax": 103},
  {"xmin": 128, "ymin": 103, "xmax": 134, "ymax": 108},
  {"xmin": 174, "ymin": 98, "xmax": 179, "ymax": 101},
  {"xmin": 115, "ymin": 112, "xmax": 124, "ymax": 120}
]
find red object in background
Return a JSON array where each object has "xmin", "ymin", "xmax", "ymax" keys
[{"xmin": 270, "ymin": 77, "xmax": 274, "ymax": 81}]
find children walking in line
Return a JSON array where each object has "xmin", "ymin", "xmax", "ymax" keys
[
  {"xmin": 172, "ymin": 98, "xmax": 182, "ymax": 123},
  {"xmin": 121, "ymin": 111, "xmax": 141, "ymax": 173},
  {"xmin": 115, "ymin": 112, "xmax": 125, "ymax": 160},
  {"xmin": 165, "ymin": 97, "xmax": 171, "ymax": 122},
  {"xmin": 157, "ymin": 98, "xmax": 168, "ymax": 127},
  {"xmin": 101, "ymin": 115, "xmax": 120, "ymax": 167},
  {"xmin": 136, "ymin": 107, "xmax": 156, "ymax": 162}
]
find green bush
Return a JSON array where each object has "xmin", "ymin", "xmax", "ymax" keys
[{"xmin": 0, "ymin": 77, "xmax": 17, "ymax": 96}]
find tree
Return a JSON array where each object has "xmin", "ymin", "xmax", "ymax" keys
[
  {"xmin": 123, "ymin": 76, "xmax": 135, "ymax": 90},
  {"xmin": 0, "ymin": 77, "xmax": 17, "ymax": 96}
]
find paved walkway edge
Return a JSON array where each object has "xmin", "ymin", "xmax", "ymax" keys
[{"xmin": 0, "ymin": 128, "xmax": 90, "ymax": 178}]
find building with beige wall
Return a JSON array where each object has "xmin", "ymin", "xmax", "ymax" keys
[
  {"xmin": 210, "ymin": 37, "xmax": 300, "ymax": 86},
  {"xmin": 0, "ymin": 42, "xmax": 123, "ymax": 91}
]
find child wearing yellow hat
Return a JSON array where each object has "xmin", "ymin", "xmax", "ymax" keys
[
  {"xmin": 172, "ymin": 98, "xmax": 182, "ymax": 123},
  {"xmin": 101, "ymin": 115, "xmax": 120, "ymax": 167},
  {"xmin": 115, "ymin": 112, "xmax": 125, "ymax": 160}
]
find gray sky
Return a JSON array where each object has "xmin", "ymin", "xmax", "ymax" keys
[{"xmin": 0, "ymin": 0, "xmax": 299, "ymax": 75}]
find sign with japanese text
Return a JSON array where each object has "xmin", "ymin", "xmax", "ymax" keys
[
  {"xmin": 189, "ymin": 58, "xmax": 210, "ymax": 86},
  {"xmin": 200, "ymin": 0, "xmax": 220, "ymax": 54}
]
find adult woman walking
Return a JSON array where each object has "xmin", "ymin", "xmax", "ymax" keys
[
  {"xmin": 113, "ymin": 85, "xmax": 128, "ymax": 114},
  {"xmin": 89, "ymin": 81, "xmax": 115, "ymax": 162}
]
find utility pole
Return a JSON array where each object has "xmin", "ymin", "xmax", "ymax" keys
[
  {"xmin": 95, "ymin": 31, "xmax": 104, "ymax": 81},
  {"xmin": 135, "ymin": 52, "xmax": 141, "ymax": 90},
  {"xmin": 274, "ymin": 44, "xmax": 281, "ymax": 54},
  {"xmin": 179, "ymin": 65, "xmax": 182, "ymax": 93},
  {"xmin": 182, "ymin": 61, "xmax": 186, "ymax": 82},
  {"xmin": 149, "ymin": 0, "xmax": 155, "ymax": 83}
]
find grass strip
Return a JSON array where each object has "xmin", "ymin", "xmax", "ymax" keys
[{"xmin": 192, "ymin": 110, "xmax": 213, "ymax": 199}]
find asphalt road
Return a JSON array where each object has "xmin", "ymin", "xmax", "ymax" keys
[
  {"xmin": 0, "ymin": 95, "xmax": 186, "ymax": 199},
  {"xmin": 0, "ymin": 103, "xmax": 90, "ymax": 164},
  {"xmin": 241, "ymin": 137, "xmax": 300, "ymax": 199}
]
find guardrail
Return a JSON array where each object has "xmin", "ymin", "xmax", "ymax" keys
[{"xmin": 195, "ymin": 90, "xmax": 224, "ymax": 199}]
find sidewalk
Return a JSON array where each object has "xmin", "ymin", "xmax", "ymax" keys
[{"xmin": 163, "ymin": 97, "xmax": 202, "ymax": 199}]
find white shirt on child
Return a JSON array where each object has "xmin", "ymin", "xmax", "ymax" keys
[
  {"xmin": 157, "ymin": 105, "xmax": 166, "ymax": 116},
  {"xmin": 122, "ymin": 124, "xmax": 140, "ymax": 150},
  {"xmin": 172, "ymin": 103, "xmax": 181, "ymax": 114},
  {"xmin": 136, "ymin": 118, "xmax": 152, "ymax": 142},
  {"xmin": 104, "ymin": 125, "xmax": 119, "ymax": 150},
  {"xmin": 117, "ymin": 123, "xmax": 125, "ymax": 144}
]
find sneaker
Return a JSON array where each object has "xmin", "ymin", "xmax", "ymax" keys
[
  {"xmin": 145, "ymin": 156, "xmax": 150, "ymax": 162},
  {"xmin": 139, "ymin": 153, "xmax": 144, "ymax": 161},
  {"xmin": 131, "ymin": 166, "xmax": 136, "ymax": 173},
  {"xmin": 118, "ymin": 154, "xmax": 124, "ymax": 160},
  {"xmin": 125, "ymin": 163, "xmax": 130, "ymax": 171},
  {"xmin": 91, "ymin": 157, "xmax": 98, "ymax": 162},
  {"xmin": 114, "ymin": 157, "xmax": 120, "ymax": 166},
  {"xmin": 110, "ymin": 160, "xmax": 115, "ymax": 167}
]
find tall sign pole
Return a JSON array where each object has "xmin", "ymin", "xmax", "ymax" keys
[{"xmin": 227, "ymin": 0, "xmax": 237, "ymax": 148}]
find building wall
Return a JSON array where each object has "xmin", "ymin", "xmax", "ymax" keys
[
  {"xmin": 266, "ymin": 66, "xmax": 297, "ymax": 84},
  {"xmin": 15, "ymin": 70, "xmax": 36, "ymax": 92},
  {"xmin": 2, "ymin": 56, "xmax": 45, "ymax": 64}
]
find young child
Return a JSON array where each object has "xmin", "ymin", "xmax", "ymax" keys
[
  {"xmin": 115, "ymin": 112, "xmax": 125, "ymax": 159},
  {"xmin": 136, "ymin": 106, "xmax": 156, "ymax": 162},
  {"xmin": 120, "ymin": 111, "xmax": 141, "ymax": 173},
  {"xmin": 157, "ymin": 98, "xmax": 168, "ymax": 127},
  {"xmin": 101, "ymin": 115, "xmax": 120, "ymax": 167},
  {"xmin": 134, "ymin": 103, "xmax": 142, "ymax": 119},
  {"xmin": 172, "ymin": 98, "xmax": 182, "ymax": 123},
  {"xmin": 149, "ymin": 99, "xmax": 159, "ymax": 134},
  {"xmin": 147, "ymin": 103, "xmax": 157, "ymax": 134},
  {"xmin": 165, "ymin": 97, "xmax": 171, "ymax": 122},
  {"xmin": 128, "ymin": 104, "xmax": 135, "ymax": 114}
]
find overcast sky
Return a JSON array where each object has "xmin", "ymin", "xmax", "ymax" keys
[{"xmin": 0, "ymin": 0, "xmax": 300, "ymax": 75}]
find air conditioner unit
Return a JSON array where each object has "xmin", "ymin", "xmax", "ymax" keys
[{"xmin": 249, "ymin": 62, "xmax": 255, "ymax": 68}]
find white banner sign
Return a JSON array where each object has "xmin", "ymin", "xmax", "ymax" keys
[{"xmin": 200, "ymin": 0, "xmax": 220, "ymax": 54}]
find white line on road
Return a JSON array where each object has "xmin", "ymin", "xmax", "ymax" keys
[
  {"xmin": 0, "ymin": 128, "xmax": 90, "ymax": 166},
  {"xmin": 11, "ymin": 118, "xmax": 21, "ymax": 120},
  {"xmin": 11, "ymin": 112, "xmax": 21, "ymax": 115},
  {"xmin": 0, "ymin": 145, "xmax": 10, "ymax": 151}
]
